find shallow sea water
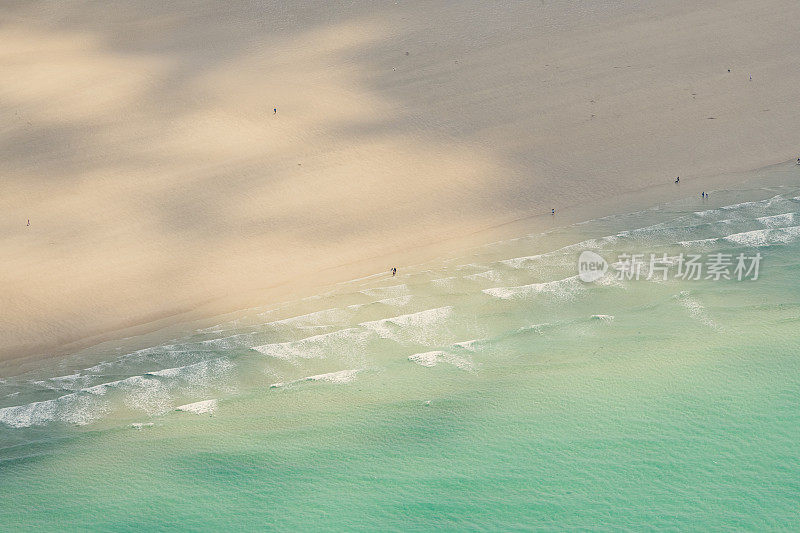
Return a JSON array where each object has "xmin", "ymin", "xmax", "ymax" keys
[{"xmin": 2, "ymin": 166, "xmax": 800, "ymax": 530}]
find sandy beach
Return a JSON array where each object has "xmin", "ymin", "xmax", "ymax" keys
[{"xmin": 2, "ymin": 0, "xmax": 800, "ymax": 368}]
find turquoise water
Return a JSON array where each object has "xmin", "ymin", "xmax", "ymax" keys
[{"xmin": 2, "ymin": 168, "xmax": 800, "ymax": 530}]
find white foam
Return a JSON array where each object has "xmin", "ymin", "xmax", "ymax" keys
[
  {"xmin": 0, "ymin": 392, "xmax": 109, "ymax": 428},
  {"xmin": 80, "ymin": 373, "xmax": 184, "ymax": 416},
  {"xmin": 30, "ymin": 372, "xmax": 91, "ymax": 392},
  {"xmin": 1, "ymin": 357, "xmax": 238, "ymax": 426},
  {"xmin": 148, "ymin": 358, "xmax": 233, "ymax": 383},
  {"xmin": 483, "ymin": 275, "xmax": 583, "ymax": 300},
  {"xmin": 408, "ymin": 350, "xmax": 474, "ymax": 371},
  {"xmin": 252, "ymin": 328, "xmax": 370, "ymax": 364},
  {"xmin": 121, "ymin": 377, "xmax": 173, "ymax": 415},
  {"xmin": 175, "ymin": 399, "xmax": 217, "ymax": 415},
  {"xmin": 305, "ymin": 369, "xmax": 360, "ymax": 384},
  {"xmin": 757, "ymin": 212, "xmax": 797, "ymax": 228},
  {"xmin": 359, "ymin": 307, "xmax": 453, "ymax": 343},
  {"xmin": 679, "ymin": 237, "xmax": 718, "ymax": 248},
  {"xmin": 49, "ymin": 372, "xmax": 82, "ymax": 384},
  {"xmin": 694, "ymin": 209, "xmax": 716, "ymax": 218},
  {"xmin": 593, "ymin": 273, "xmax": 625, "ymax": 288},
  {"xmin": 82, "ymin": 375, "xmax": 153, "ymax": 396},
  {"xmin": 270, "ymin": 368, "xmax": 361, "ymax": 388},
  {"xmin": 499, "ymin": 235, "xmax": 619, "ymax": 272},
  {"xmin": 148, "ymin": 358, "xmax": 234, "ymax": 385},
  {"xmin": 82, "ymin": 365, "xmax": 226, "ymax": 416},
  {"xmin": 375, "ymin": 295, "xmax": 413, "ymax": 307},
  {"xmin": 723, "ymin": 226, "xmax": 800, "ymax": 247},
  {"xmin": 591, "ymin": 314, "xmax": 614, "ymax": 321},
  {"xmin": 499, "ymin": 254, "xmax": 545, "ymax": 269},
  {"xmin": 82, "ymin": 344, "xmax": 192, "ymax": 374},
  {"xmin": 693, "ymin": 195, "xmax": 787, "ymax": 220},
  {"xmin": 558, "ymin": 235, "xmax": 620, "ymax": 253},
  {"xmin": 517, "ymin": 323, "xmax": 551, "ymax": 334},
  {"xmin": 131, "ymin": 422, "xmax": 154, "ymax": 430},
  {"xmin": 720, "ymin": 195, "xmax": 781, "ymax": 212},
  {"xmin": 452, "ymin": 339, "xmax": 484, "ymax": 351},
  {"xmin": 200, "ymin": 333, "xmax": 256, "ymax": 350},
  {"xmin": 677, "ymin": 292, "xmax": 719, "ymax": 330},
  {"xmin": 408, "ymin": 351, "xmax": 440, "ymax": 367}
]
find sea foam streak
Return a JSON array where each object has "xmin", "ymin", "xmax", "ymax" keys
[
  {"xmin": 359, "ymin": 307, "xmax": 453, "ymax": 344},
  {"xmin": 148, "ymin": 358, "xmax": 234, "ymax": 384},
  {"xmin": 0, "ymin": 359, "xmax": 235, "ymax": 426},
  {"xmin": 175, "ymin": 399, "xmax": 217, "ymax": 415},
  {"xmin": 676, "ymin": 292, "xmax": 719, "ymax": 330},
  {"xmin": 375, "ymin": 295, "xmax": 413, "ymax": 307},
  {"xmin": 270, "ymin": 369, "xmax": 361, "ymax": 388},
  {"xmin": 483, "ymin": 276, "xmax": 583, "ymax": 300},
  {"xmin": 252, "ymin": 328, "xmax": 370, "ymax": 364},
  {"xmin": 0, "ymin": 393, "xmax": 109, "ymax": 428},
  {"xmin": 757, "ymin": 212, "xmax": 797, "ymax": 228},
  {"xmin": 723, "ymin": 226, "xmax": 800, "ymax": 247},
  {"xmin": 408, "ymin": 350, "xmax": 474, "ymax": 371}
]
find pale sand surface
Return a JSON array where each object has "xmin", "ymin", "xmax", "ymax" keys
[{"xmin": 2, "ymin": 0, "xmax": 799, "ymax": 369}]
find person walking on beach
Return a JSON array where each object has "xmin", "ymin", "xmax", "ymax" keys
[
  {"xmin": 273, "ymin": 108, "xmax": 277, "ymax": 115},
  {"xmin": 391, "ymin": 267, "xmax": 397, "ymax": 277},
  {"xmin": 675, "ymin": 176, "xmax": 680, "ymax": 183},
  {"xmin": 551, "ymin": 208, "xmax": 555, "ymax": 215},
  {"xmin": 26, "ymin": 219, "xmax": 30, "ymax": 227}
]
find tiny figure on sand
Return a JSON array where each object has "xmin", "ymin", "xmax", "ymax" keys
[
  {"xmin": 273, "ymin": 108, "xmax": 277, "ymax": 115},
  {"xmin": 675, "ymin": 176, "xmax": 680, "ymax": 183},
  {"xmin": 551, "ymin": 208, "xmax": 555, "ymax": 215},
  {"xmin": 26, "ymin": 219, "xmax": 30, "ymax": 227},
  {"xmin": 391, "ymin": 267, "xmax": 397, "ymax": 277}
]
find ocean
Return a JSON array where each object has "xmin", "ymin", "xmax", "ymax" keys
[{"xmin": 2, "ymin": 165, "xmax": 800, "ymax": 530}]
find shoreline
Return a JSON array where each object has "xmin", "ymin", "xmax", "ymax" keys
[
  {"xmin": 4, "ymin": 1, "xmax": 800, "ymax": 375},
  {"xmin": 4, "ymin": 157, "xmax": 796, "ymax": 377},
  {"xmin": 4, "ymin": 156, "xmax": 800, "ymax": 530}
]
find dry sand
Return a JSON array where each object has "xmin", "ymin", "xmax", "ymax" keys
[{"xmin": 2, "ymin": 0, "xmax": 800, "ymax": 369}]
